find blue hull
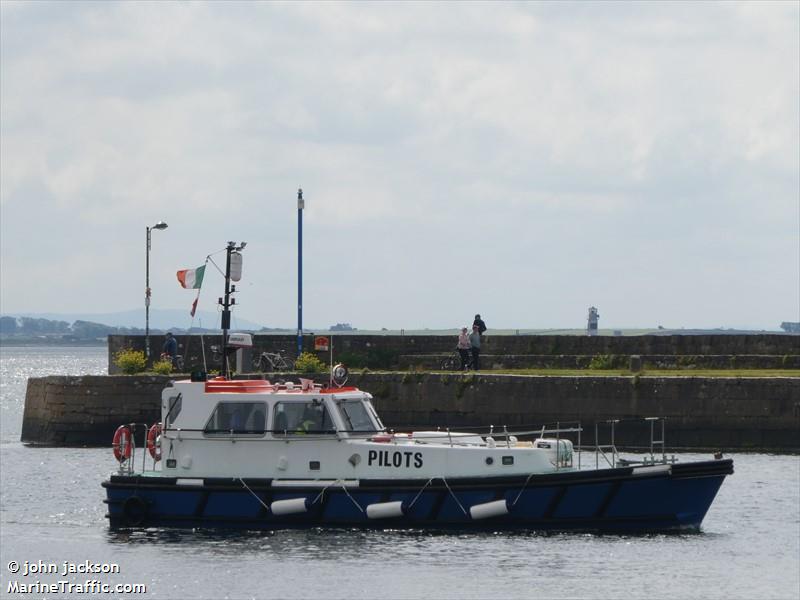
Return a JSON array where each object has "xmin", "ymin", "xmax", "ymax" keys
[{"xmin": 103, "ymin": 459, "xmax": 732, "ymax": 533}]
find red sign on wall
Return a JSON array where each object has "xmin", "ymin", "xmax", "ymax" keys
[{"xmin": 314, "ymin": 336, "xmax": 329, "ymax": 351}]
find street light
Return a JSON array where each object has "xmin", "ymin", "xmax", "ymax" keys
[
  {"xmin": 145, "ymin": 221, "xmax": 168, "ymax": 360},
  {"xmin": 297, "ymin": 188, "xmax": 304, "ymax": 356}
]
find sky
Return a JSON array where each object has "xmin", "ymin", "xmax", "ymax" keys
[{"xmin": 1, "ymin": 1, "xmax": 798, "ymax": 331}]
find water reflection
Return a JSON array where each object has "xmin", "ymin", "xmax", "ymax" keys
[{"xmin": 103, "ymin": 524, "xmax": 706, "ymax": 563}]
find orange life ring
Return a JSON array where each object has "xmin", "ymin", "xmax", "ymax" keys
[
  {"xmin": 146, "ymin": 423, "xmax": 162, "ymax": 461},
  {"xmin": 113, "ymin": 425, "xmax": 133, "ymax": 462}
]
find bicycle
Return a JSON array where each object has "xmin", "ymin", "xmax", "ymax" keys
[
  {"xmin": 159, "ymin": 353, "xmax": 185, "ymax": 372},
  {"xmin": 441, "ymin": 349, "xmax": 472, "ymax": 371},
  {"xmin": 255, "ymin": 350, "xmax": 294, "ymax": 372}
]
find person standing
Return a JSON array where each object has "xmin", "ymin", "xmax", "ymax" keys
[
  {"xmin": 457, "ymin": 327, "xmax": 471, "ymax": 370},
  {"xmin": 469, "ymin": 325, "xmax": 481, "ymax": 371},
  {"xmin": 473, "ymin": 314, "xmax": 487, "ymax": 336},
  {"xmin": 162, "ymin": 332, "xmax": 178, "ymax": 367}
]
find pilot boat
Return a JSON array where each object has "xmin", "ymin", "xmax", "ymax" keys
[
  {"xmin": 102, "ymin": 373, "xmax": 733, "ymax": 532},
  {"xmin": 104, "ymin": 242, "xmax": 732, "ymax": 532}
]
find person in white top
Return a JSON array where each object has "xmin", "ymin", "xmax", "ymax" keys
[{"xmin": 457, "ymin": 327, "xmax": 471, "ymax": 370}]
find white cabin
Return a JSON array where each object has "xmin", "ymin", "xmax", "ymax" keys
[{"xmin": 156, "ymin": 378, "xmax": 573, "ymax": 480}]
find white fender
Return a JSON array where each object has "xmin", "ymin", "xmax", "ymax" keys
[
  {"xmin": 366, "ymin": 501, "xmax": 406, "ymax": 519},
  {"xmin": 469, "ymin": 499, "xmax": 509, "ymax": 520},
  {"xmin": 270, "ymin": 498, "xmax": 310, "ymax": 515}
]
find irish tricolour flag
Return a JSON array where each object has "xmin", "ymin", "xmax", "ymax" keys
[{"xmin": 176, "ymin": 265, "xmax": 206, "ymax": 289}]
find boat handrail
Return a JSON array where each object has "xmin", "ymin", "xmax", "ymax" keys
[
  {"xmin": 590, "ymin": 416, "xmax": 673, "ymax": 468},
  {"xmin": 158, "ymin": 424, "xmax": 584, "ymax": 439},
  {"xmin": 144, "ymin": 417, "xmax": 677, "ymax": 478},
  {"xmin": 115, "ymin": 422, "xmax": 156, "ymax": 476}
]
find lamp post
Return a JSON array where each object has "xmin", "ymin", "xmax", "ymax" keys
[
  {"xmin": 297, "ymin": 188, "xmax": 304, "ymax": 356},
  {"xmin": 145, "ymin": 221, "xmax": 168, "ymax": 360}
]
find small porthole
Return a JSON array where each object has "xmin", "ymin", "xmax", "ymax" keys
[
  {"xmin": 502, "ymin": 456, "xmax": 514, "ymax": 466},
  {"xmin": 485, "ymin": 457, "xmax": 494, "ymax": 465},
  {"xmin": 309, "ymin": 461, "xmax": 320, "ymax": 471}
]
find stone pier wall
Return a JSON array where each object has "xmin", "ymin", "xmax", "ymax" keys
[
  {"xmin": 21, "ymin": 375, "xmax": 167, "ymax": 446},
  {"xmin": 21, "ymin": 373, "xmax": 800, "ymax": 450},
  {"xmin": 354, "ymin": 373, "xmax": 800, "ymax": 450},
  {"xmin": 107, "ymin": 333, "xmax": 800, "ymax": 373}
]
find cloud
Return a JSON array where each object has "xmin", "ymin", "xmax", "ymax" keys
[{"xmin": 1, "ymin": 1, "xmax": 797, "ymax": 329}]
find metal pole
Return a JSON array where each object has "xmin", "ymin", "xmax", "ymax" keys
[
  {"xmin": 329, "ymin": 334, "xmax": 334, "ymax": 388},
  {"xmin": 221, "ymin": 242, "xmax": 234, "ymax": 378},
  {"xmin": 297, "ymin": 188, "xmax": 304, "ymax": 356},
  {"xmin": 144, "ymin": 221, "xmax": 167, "ymax": 361},
  {"xmin": 595, "ymin": 422, "xmax": 599, "ymax": 469},
  {"xmin": 611, "ymin": 421, "xmax": 616, "ymax": 468},
  {"xmin": 145, "ymin": 226, "xmax": 151, "ymax": 360}
]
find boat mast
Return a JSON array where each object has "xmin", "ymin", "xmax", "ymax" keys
[{"xmin": 219, "ymin": 241, "xmax": 246, "ymax": 378}]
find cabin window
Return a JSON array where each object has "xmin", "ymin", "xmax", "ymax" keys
[
  {"xmin": 164, "ymin": 394, "xmax": 182, "ymax": 427},
  {"xmin": 203, "ymin": 402, "xmax": 267, "ymax": 436},
  {"xmin": 337, "ymin": 399, "xmax": 379, "ymax": 432},
  {"xmin": 272, "ymin": 401, "xmax": 335, "ymax": 435}
]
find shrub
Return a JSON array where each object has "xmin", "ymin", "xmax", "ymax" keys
[
  {"xmin": 152, "ymin": 359, "xmax": 173, "ymax": 375},
  {"xmin": 114, "ymin": 348, "xmax": 146, "ymax": 374},
  {"xmin": 456, "ymin": 373, "xmax": 476, "ymax": 399},
  {"xmin": 588, "ymin": 354, "xmax": 616, "ymax": 370},
  {"xmin": 294, "ymin": 352, "xmax": 325, "ymax": 373}
]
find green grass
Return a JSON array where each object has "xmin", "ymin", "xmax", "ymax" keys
[{"xmin": 467, "ymin": 368, "xmax": 800, "ymax": 378}]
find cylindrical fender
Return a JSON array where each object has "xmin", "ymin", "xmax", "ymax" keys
[
  {"xmin": 366, "ymin": 501, "xmax": 407, "ymax": 519},
  {"xmin": 469, "ymin": 499, "xmax": 509, "ymax": 520},
  {"xmin": 270, "ymin": 498, "xmax": 311, "ymax": 515}
]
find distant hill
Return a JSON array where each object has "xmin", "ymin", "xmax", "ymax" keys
[
  {"xmin": 1, "ymin": 310, "xmax": 788, "ymax": 338},
  {"xmin": 1, "ymin": 309, "xmax": 266, "ymax": 332}
]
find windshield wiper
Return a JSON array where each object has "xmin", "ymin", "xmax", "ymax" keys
[{"xmin": 341, "ymin": 405, "xmax": 355, "ymax": 430}]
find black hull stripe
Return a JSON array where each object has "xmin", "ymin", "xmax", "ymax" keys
[{"xmin": 103, "ymin": 459, "xmax": 733, "ymax": 494}]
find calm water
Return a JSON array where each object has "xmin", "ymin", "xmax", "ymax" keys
[{"xmin": 1, "ymin": 346, "xmax": 798, "ymax": 599}]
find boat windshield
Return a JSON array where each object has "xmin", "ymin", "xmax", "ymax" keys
[
  {"xmin": 272, "ymin": 400, "xmax": 336, "ymax": 435},
  {"xmin": 337, "ymin": 399, "xmax": 381, "ymax": 432}
]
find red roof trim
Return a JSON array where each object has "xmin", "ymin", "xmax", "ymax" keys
[
  {"xmin": 319, "ymin": 386, "xmax": 360, "ymax": 394},
  {"xmin": 200, "ymin": 379, "xmax": 362, "ymax": 395},
  {"xmin": 204, "ymin": 379, "xmax": 273, "ymax": 394}
]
